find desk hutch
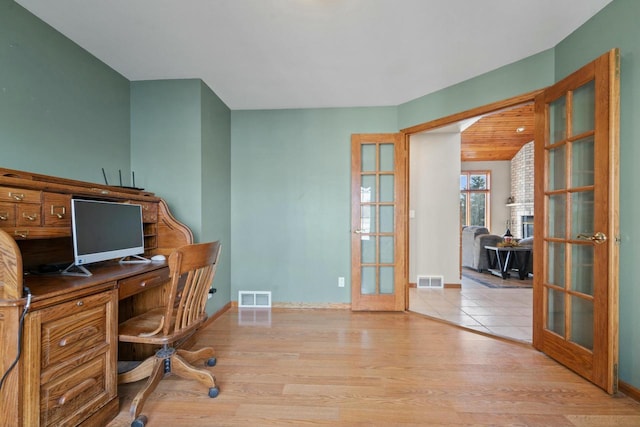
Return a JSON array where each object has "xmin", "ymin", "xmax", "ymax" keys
[{"xmin": 0, "ymin": 167, "xmax": 193, "ymax": 426}]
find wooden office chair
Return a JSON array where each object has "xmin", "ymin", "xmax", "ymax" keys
[{"xmin": 118, "ymin": 241, "xmax": 221, "ymax": 427}]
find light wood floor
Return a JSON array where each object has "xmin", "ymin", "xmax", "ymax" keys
[{"xmin": 108, "ymin": 308, "xmax": 640, "ymax": 427}]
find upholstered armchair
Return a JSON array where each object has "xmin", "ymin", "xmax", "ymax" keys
[{"xmin": 461, "ymin": 226, "xmax": 504, "ymax": 272}]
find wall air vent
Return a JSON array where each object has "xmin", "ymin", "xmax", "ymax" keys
[
  {"xmin": 416, "ymin": 275, "xmax": 444, "ymax": 289},
  {"xmin": 238, "ymin": 290, "xmax": 272, "ymax": 308}
]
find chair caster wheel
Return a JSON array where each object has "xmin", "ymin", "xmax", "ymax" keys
[
  {"xmin": 131, "ymin": 414, "xmax": 148, "ymax": 427},
  {"xmin": 209, "ymin": 386, "xmax": 220, "ymax": 398},
  {"xmin": 206, "ymin": 357, "xmax": 217, "ymax": 367}
]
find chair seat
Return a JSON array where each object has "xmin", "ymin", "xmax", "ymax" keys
[{"xmin": 119, "ymin": 307, "xmax": 204, "ymax": 345}]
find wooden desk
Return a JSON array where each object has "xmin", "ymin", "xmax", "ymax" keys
[
  {"xmin": 0, "ymin": 168, "xmax": 191, "ymax": 427},
  {"xmin": 16, "ymin": 262, "xmax": 169, "ymax": 427}
]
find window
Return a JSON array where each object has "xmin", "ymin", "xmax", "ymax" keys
[{"xmin": 460, "ymin": 171, "xmax": 490, "ymax": 227}]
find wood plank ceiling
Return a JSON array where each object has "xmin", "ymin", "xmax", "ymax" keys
[{"xmin": 461, "ymin": 103, "xmax": 534, "ymax": 162}]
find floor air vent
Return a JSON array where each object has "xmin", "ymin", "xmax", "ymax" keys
[
  {"xmin": 417, "ymin": 275, "xmax": 444, "ymax": 288},
  {"xmin": 238, "ymin": 291, "xmax": 272, "ymax": 308}
]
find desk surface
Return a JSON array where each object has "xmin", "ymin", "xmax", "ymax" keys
[
  {"xmin": 21, "ymin": 260, "xmax": 168, "ymax": 309},
  {"xmin": 485, "ymin": 245, "xmax": 531, "ymax": 252}
]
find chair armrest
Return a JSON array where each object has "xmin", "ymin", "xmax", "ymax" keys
[{"xmin": 474, "ymin": 234, "xmax": 504, "ymax": 271}]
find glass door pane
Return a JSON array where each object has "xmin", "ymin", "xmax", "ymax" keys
[
  {"xmin": 571, "ymin": 136, "xmax": 595, "ymax": 187},
  {"xmin": 572, "ymin": 81, "xmax": 595, "ymax": 135},
  {"xmin": 379, "ymin": 144, "xmax": 394, "ymax": 171},
  {"xmin": 571, "ymin": 296, "xmax": 594, "ymax": 350},
  {"xmin": 548, "ymin": 146, "xmax": 566, "ymax": 190},
  {"xmin": 547, "ymin": 288, "xmax": 565, "ymax": 336},
  {"xmin": 572, "ymin": 244, "xmax": 594, "ymax": 296},
  {"xmin": 550, "ymin": 95, "xmax": 567, "ymax": 144}
]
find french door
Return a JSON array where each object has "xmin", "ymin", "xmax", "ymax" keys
[
  {"xmin": 351, "ymin": 133, "xmax": 406, "ymax": 311},
  {"xmin": 533, "ymin": 49, "xmax": 620, "ymax": 393}
]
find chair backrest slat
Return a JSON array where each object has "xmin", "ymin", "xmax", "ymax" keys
[{"xmin": 164, "ymin": 241, "xmax": 221, "ymax": 336}]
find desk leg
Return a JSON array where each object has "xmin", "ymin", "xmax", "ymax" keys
[
  {"xmin": 486, "ymin": 248, "xmax": 496, "ymax": 270},
  {"xmin": 516, "ymin": 251, "xmax": 531, "ymax": 280},
  {"xmin": 497, "ymin": 251, "xmax": 510, "ymax": 279}
]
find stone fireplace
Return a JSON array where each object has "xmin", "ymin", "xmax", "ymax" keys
[{"xmin": 508, "ymin": 141, "xmax": 534, "ymax": 239}]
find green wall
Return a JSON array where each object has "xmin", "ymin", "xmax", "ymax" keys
[
  {"xmin": 230, "ymin": 107, "xmax": 397, "ymax": 304},
  {"xmin": 398, "ymin": 49, "xmax": 555, "ymax": 129},
  {"xmin": 553, "ymin": 0, "xmax": 640, "ymax": 391},
  {"xmin": 200, "ymin": 81, "xmax": 232, "ymax": 313},
  {"xmin": 0, "ymin": 0, "xmax": 130, "ymax": 183},
  {"xmin": 130, "ymin": 79, "xmax": 203, "ymax": 236},
  {"xmin": 131, "ymin": 79, "xmax": 231, "ymax": 314}
]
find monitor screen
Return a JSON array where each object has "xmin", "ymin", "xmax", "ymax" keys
[{"xmin": 71, "ymin": 199, "xmax": 145, "ymax": 266}]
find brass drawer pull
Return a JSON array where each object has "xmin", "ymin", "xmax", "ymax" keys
[
  {"xmin": 50, "ymin": 205, "xmax": 66, "ymax": 218},
  {"xmin": 59, "ymin": 326, "xmax": 99, "ymax": 347},
  {"xmin": 141, "ymin": 275, "xmax": 163, "ymax": 287},
  {"xmin": 76, "ymin": 300, "xmax": 84, "ymax": 307},
  {"xmin": 0, "ymin": 212, "xmax": 8, "ymax": 221},
  {"xmin": 22, "ymin": 212, "xmax": 38, "ymax": 221},
  {"xmin": 57, "ymin": 378, "xmax": 96, "ymax": 406},
  {"xmin": 9, "ymin": 192, "xmax": 24, "ymax": 201},
  {"xmin": 14, "ymin": 230, "xmax": 28, "ymax": 238}
]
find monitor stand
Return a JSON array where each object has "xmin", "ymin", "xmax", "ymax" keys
[
  {"xmin": 61, "ymin": 263, "xmax": 92, "ymax": 277},
  {"xmin": 119, "ymin": 255, "xmax": 151, "ymax": 264}
]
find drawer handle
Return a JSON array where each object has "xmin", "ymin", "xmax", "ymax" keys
[
  {"xmin": 77, "ymin": 300, "xmax": 84, "ymax": 307},
  {"xmin": 14, "ymin": 230, "xmax": 28, "ymax": 238},
  {"xmin": 59, "ymin": 326, "xmax": 99, "ymax": 347},
  {"xmin": 140, "ymin": 275, "xmax": 164, "ymax": 288},
  {"xmin": 22, "ymin": 212, "xmax": 38, "ymax": 221},
  {"xmin": 0, "ymin": 212, "xmax": 7, "ymax": 221},
  {"xmin": 50, "ymin": 205, "xmax": 66, "ymax": 219},
  {"xmin": 10, "ymin": 192, "xmax": 24, "ymax": 201},
  {"xmin": 57, "ymin": 378, "xmax": 96, "ymax": 406}
]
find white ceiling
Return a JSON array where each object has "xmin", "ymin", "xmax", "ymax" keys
[{"xmin": 16, "ymin": 0, "xmax": 613, "ymax": 110}]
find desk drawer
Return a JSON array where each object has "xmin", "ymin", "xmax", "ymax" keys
[
  {"xmin": 39, "ymin": 291, "xmax": 113, "ymax": 377},
  {"xmin": 43, "ymin": 192, "xmax": 71, "ymax": 227},
  {"xmin": 119, "ymin": 267, "xmax": 169, "ymax": 300},
  {"xmin": 40, "ymin": 354, "xmax": 110, "ymax": 427},
  {"xmin": 0, "ymin": 186, "xmax": 41, "ymax": 203},
  {"xmin": 16, "ymin": 203, "xmax": 42, "ymax": 226},
  {"xmin": 0, "ymin": 201, "xmax": 15, "ymax": 226}
]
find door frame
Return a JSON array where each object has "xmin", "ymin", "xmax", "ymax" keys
[{"xmin": 401, "ymin": 90, "xmax": 543, "ymax": 310}]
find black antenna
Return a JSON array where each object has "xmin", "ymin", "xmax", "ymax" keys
[
  {"xmin": 102, "ymin": 168, "xmax": 109, "ymax": 185},
  {"xmin": 132, "ymin": 171, "xmax": 136, "ymax": 188},
  {"xmin": 119, "ymin": 169, "xmax": 123, "ymax": 187}
]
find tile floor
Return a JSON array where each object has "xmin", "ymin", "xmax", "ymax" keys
[{"xmin": 408, "ymin": 274, "xmax": 533, "ymax": 342}]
